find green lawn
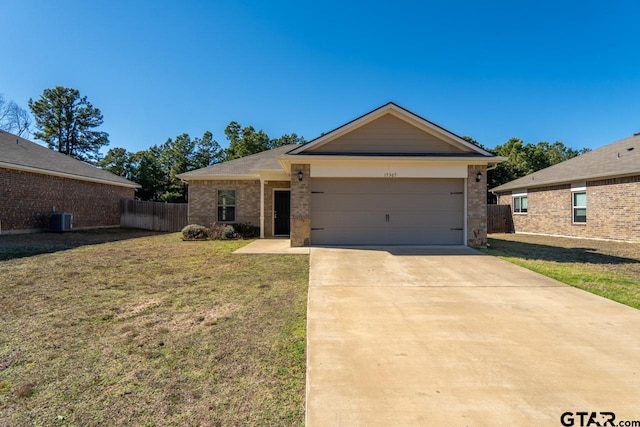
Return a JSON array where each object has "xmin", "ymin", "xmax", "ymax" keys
[
  {"xmin": 486, "ymin": 233, "xmax": 640, "ymax": 309},
  {"xmin": 0, "ymin": 230, "xmax": 309, "ymax": 426}
]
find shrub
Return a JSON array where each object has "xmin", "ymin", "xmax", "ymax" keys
[
  {"xmin": 206, "ymin": 222, "xmax": 257, "ymax": 240},
  {"xmin": 222, "ymin": 225, "xmax": 237, "ymax": 240},
  {"xmin": 181, "ymin": 224, "xmax": 209, "ymax": 241},
  {"xmin": 234, "ymin": 223, "xmax": 260, "ymax": 239},
  {"xmin": 208, "ymin": 222, "xmax": 225, "ymax": 240}
]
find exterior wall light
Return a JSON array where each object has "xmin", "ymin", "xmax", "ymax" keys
[
  {"xmin": 476, "ymin": 171, "xmax": 482, "ymax": 182},
  {"xmin": 298, "ymin": 170, "xmax": 303, "ymax": 181}
]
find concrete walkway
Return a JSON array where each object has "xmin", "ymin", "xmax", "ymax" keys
[
  {"xmin": 306, "ymin": 246, "xmax": 640, "ymax": 426},
  {"xmin": 233, "ymin": 239, "xmax": 310, "ymax": 254}
]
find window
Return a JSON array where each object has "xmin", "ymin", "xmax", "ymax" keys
[
  {"xmin": 513, "ymin": 195, "xmax": 528, "ymax": 213},
  {"xmin": 218, "ymin": 190, "xmax": 236, "ymax": 222},
  {"xmin": 572, "ymin": 191, "xmax": 586, "ymax": 223}
]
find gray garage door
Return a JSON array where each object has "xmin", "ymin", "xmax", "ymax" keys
[{"xmin": 310, "ymin": 178, "xmax": 464, "ymax": 245}]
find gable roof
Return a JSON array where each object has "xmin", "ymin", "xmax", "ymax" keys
[
  {"xmin": 491, "ymin": 133, "xmax": 640, "ymax": 193},
  {"xmin": 178, "ymin": 103, "xmax": 503, "ymax": 181},
  {"xmin": 288, "ymin": 102, "xmax": 495, "ymax": 157},
  {"xmin": 177, "ymin": 144, "xmax": 297, "ymax": 180},
  {"xmin": 0, "ymin": 130, "xmax": 139, "ymax": 188}
]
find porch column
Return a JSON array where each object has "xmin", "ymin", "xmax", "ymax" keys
[
  {"xmin": 290, "ymin": 164, "xmax": 311, "ymax": 246},
  {"xmin": 259, "ymin": 177, "xmax": 265, "ymax": 239},
  {"xmin": 466, "ymin": 165, "xmax": 487, "ymax": 247}
]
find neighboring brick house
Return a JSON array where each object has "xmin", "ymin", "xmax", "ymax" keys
[
  {"xmin": 178, "ymin": 103, "xmax": 503, "ymax": 247},
  {"xmin": 491, "ymin": 133, "xmax": 640, "ymax": 242},
  {"xmin": 0, "ymin": 130, "xmax": 139, "ymax": 233}
]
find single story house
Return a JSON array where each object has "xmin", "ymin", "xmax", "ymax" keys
[
  {"xmin": 491, "ymin": 133, "xmax": 640, "ymax": 242},
  {"xmin": 0, "ymin": 130, "xmax": 139, "ymax": 234},
  {"xmin": 178, "ymin": 103, "xmax": 504, "ymax": 247}
]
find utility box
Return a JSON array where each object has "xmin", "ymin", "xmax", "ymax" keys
[{"xmin": 49, "ymin": 213, "xmax": 73, "ymax": 232}]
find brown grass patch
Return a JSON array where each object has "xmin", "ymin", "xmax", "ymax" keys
[{"xmin": 0, "ymin": 230, "xmax": 309, "ymax": 426}]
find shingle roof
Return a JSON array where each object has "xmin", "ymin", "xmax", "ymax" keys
[
  {"xmin": 0, "ymin": 130, "xmax": 139, "ymax": 188},
  {"xmin": 177, "ymin": 144, "xmax": 297, "ymax": 179},
  {"xmin": 491, "ymin": 133, "xmax": 640, "ymax": 193}
]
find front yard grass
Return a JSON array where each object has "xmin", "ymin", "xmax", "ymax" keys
[
  {"xmin": 486, "ymin": 233, "xmax": 640, "ymax": 309},
  {"xmin": 0, "ymin": 230, "xmax": 309, "ymax": 426}
]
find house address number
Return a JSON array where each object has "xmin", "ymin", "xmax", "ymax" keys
[{"xmin": 383, "ymin": 172, "xmax": 397, "ymax": 178}]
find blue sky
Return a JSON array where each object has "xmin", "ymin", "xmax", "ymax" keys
[{"xmin": 2, "ymin": 0, "xmax": 639, "ymax": 153}]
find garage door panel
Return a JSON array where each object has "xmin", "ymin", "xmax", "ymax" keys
[
  {"xmin": 388, "ymin": 212, "xmax": 463, "ymax": 228},
  {"xmin": 311, "ymin": 227, "xmax": 462, "ymax": 245},
  {"xmin": 312, "ymin": 195, "xmax": 388, "ymax": 212},
  {"xmin": 312, "ymin": 211, "xmax": 386, "ymax": 228},
  {"xmin": 310, "ymin": 178, "xmax": 464, "ymax": 245},
  {"xmin": 313, "ymin": 178, "xmax": 463, "ymax": 193},
  {"xmin": 312, "ymin": 195, "xmax": 462, "ymax": 212}
]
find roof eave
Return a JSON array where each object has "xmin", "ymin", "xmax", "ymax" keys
[
  {"xmin": 0, "ymin": 162, "xmax": 140, "ymax": 188},
  {"xmin": 177, "ymin": 174, "xmax": 259, "ymax": 182},
  {"xmin": 491, "ymin": 170, "xmax": 640, "ymax": 193},
  {"xmin": 279, "ymin": 153, "xmax": 505, "ymax": 163}
]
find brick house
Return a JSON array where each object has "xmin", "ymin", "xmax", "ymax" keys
[
  {"xmin": 491, "ymin": 133, "xmax": 640, "ymax": 242},
  {"xmin": 178, "ymin": 103, "xmax": 503, "ymax": 247},
  {"xmin": 0, "ymin": 130, "xmax": 139, "ymax": 234}
]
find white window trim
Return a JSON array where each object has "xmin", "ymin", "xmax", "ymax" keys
[
  {"xmin": 512, "ymin": 190, "xmax": 528, "ymax": 215},
  {"xmin": 217, "ymin": 189, "xmax": 236, "ymax": 223},
  {"xmin": 571, "ymin": 186, "xmax": 587, "ymax": 225}
]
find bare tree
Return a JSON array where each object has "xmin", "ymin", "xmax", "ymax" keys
[{"xmin": 0, "ymin": 94, "xmax": 31, "ymax": 137}]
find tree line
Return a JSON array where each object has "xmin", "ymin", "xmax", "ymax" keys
[
  {"xmin": 99, "ymin": 121, "xmax": 306, "ymax": 202},
  {"xmin": 1, "ymin": 87, "xmax": 305, "ymax": 202},
  {"xmin": 462, "ymin": 136, "xmax": 590, "ymax": 199},
  {"xmin": 2, "ymin": 86, "xmax": 589, "ymax": 203}
]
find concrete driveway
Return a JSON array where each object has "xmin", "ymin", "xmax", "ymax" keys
[{"xmin": 306, "ymin": 246, "xmax": 640, "ymax": 426}]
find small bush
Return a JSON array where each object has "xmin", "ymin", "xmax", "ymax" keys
[
  {"xmin": 234, "ymin": 223, "xmax": 260, "ymax": 239},
  {"xmin": 181, "ymin": 224, "xmax": 209, "ymax": 241},
  {"xmin": 222, "ymin": 225, "xmax": 237, "ymax": 240},
  {"xmin": 208, "ymin": 222, "xmax": 225, "ymax": 240},
  {"xmin": 207, "ymin": 222, "xmax": 258, "ymax": 240}
]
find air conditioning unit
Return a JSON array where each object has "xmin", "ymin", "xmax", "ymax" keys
[{"xmin": 49, "ymin": 213, "xmax": 73, "ymax": 232}]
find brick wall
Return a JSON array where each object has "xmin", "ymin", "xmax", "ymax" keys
[
  {"xmin": 0, "ymin": 168, "xmax": 133, "ymax": 232},
  {"xmin": 496, "ymin": 175, "xmax": 640, "ymax": 242},
  {"xmin": 467, "ymin": 165, "xmax": 488, "ymax": 247},
  {"xmin": 588, "ymin": 176, "xmax": 640, "ymax": 241},
  {"xmin": 187, "ymin": 179, "xmax": 260, "ymax": 227},
  {"xmin": 290, "ymin": 164, "xmax": 310, "ymax": 246}
]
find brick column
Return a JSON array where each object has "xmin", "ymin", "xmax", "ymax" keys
[
  {"xmin": 467, "ymin": 165, "xmax": 488, "ymax": 247},
  {"xmin": 290, "ymin": 164, "xmax": 311, "ymax": 246}
]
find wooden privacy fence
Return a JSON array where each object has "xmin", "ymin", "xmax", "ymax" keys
[
  {"xmin": 487, "ymin": 204, "xmax": 514, "ymax": 234},
  {"xmin": 120, "ymin": 199, "xmax": 188, "ymax": 232}
]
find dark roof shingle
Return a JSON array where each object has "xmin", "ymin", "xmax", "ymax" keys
[
  {"xmin": 177, "ymin": 144, "xmax": 297, "ymax": 179},
  {"xmin": 0, "ymin": 130, "xmax": 139, "ymax": 188},
  {"xmin": 491, "ymin": 134, "xmax": 640, "ymax": 193}
]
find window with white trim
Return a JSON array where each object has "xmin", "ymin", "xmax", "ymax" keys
[
  {"xmin": 513, "ymin": 192, "xmax": 528, "ymax": 214},
  {"xmin": 218, "ymin": 190, "xmax": 236, "ymax": 222},
  {"xmin": 572, "ymin": 191, "xmax": 586, "ymax": 223}
]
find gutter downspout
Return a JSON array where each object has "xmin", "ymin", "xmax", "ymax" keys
[{"xmin": 259, "ymin": 177, "xmax": 265, "ymax": 239}]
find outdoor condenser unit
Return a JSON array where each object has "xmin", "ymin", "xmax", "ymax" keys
[{"xmin": 49, "ymin": 213, "xmax": 73, "ymax": 232}]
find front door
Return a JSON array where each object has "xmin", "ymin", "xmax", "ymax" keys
[{"xmin": 274, "ymin": 190, "xmax": 291, "ymax": 235}]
